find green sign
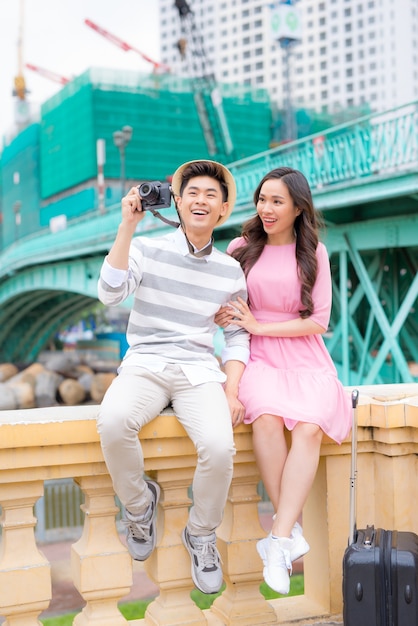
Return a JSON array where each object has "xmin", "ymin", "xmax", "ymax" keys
[{"xmin": 270, "ymin": 4, "xmax": 302, "ymax": 42}]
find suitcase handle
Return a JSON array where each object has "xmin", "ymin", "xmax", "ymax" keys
[
  {"xmin": 363, "ymin": 524, "xmax": 374, "ymax": 546},
  {"xmin": 349, "ymin": 389, "xmax": 359, "ymax": 546}
]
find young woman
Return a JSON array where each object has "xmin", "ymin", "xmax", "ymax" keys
[{"xmin": 216, "ymin": 167, "xmax": 351, "ymax": 594}]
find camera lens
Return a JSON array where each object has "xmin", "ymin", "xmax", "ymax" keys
[
  {"xmin": 139, "ymin": 182, "xmax": 160, "ymax": 203},
  {"xmin": 140, "ymin": 183, "xmax": 151, "ymax": 195}
]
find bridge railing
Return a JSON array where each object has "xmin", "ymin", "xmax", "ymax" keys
[
  {"xmin": 1, "ymin": 383, "xmax": 418, "ymax": 626},
  {"xmin": 1, "ymin": 99, "xmax": 417, "ymax": 280},
  {"xmin": 228, "ymin": 100, "xmax": 418, "ymax": 209}
]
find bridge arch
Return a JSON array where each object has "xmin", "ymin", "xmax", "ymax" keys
[{"xmin": 0, "ymin": 260, "xmax": 102, "ymax": 362}]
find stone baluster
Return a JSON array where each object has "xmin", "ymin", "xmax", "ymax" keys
[
  {"xmin": 0, "ymin": 481, "xmax": 51, "ymax": 626},
  {"xmin": 71, "ymin": 474, "xmax": 132, "ymax": 625},
  {"xmin": 143, "ymin": 469, "xmax": 208, "ymax": 626},
  {"xmin": 211, "ymin": 458, "xmax": 278, "ymax": 626}
]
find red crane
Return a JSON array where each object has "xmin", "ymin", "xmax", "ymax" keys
[
  {"xmin": 84, "ymin": 19, "xmax": 170, "ymax": 74},
  {"xmin": 25, "ymin": 63, "xmax": 70, "ymax": 85}
]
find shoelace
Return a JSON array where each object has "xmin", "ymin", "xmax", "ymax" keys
[
  {"xmin": 194, "ymin": 539, "xmax": 221, "ymax": 571},
  {"xmin": 124, "ymin": 505, "xmax": 153, "ymax": 542}
]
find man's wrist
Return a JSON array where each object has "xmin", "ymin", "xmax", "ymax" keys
[{"xmin": 224, "ymin": 384, "xmax": 239, "ymax": 395}]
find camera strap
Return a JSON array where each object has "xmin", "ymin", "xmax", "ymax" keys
[
  {"xmin": 147, "ymin": 207, "xmax": 180, "ymax": 229},
  {"xmin": 184, "ymin": 235, "xmax": 213, "ymax": 258},
  {"xmin": 147, "ymin": 209, "xmax": 213, "ymax": 257}
]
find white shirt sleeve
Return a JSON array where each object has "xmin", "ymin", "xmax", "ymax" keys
[
  {"xmin": 100, "ymin": 256, "xmax": 130, "ymax": 287},
  {"xmin": 221, "ymin": 344, "xmax": 250, "ymax": 366}
]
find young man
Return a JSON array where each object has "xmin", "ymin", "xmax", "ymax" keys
[{"xmin": 97, "ymin": 160, "xmax": 249, "ymax": 595}]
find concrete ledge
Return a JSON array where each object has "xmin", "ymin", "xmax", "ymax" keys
[{"xmin": 1, "ymin": 383, "xmax": 418, "ymax": 624}]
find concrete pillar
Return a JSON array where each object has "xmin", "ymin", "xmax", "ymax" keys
[
  {"xmin": 0, "ymin": 481, "xmax": 51, "ymax": 625},
  {"xmin": 143, "ymin": 468, "xmax": 208, "ymax": 626},
  {"xmin": 211, "ymin": 461, "xmax": 277, "ymax": 625},
  {"xmin": 71, "ymin": 474, "xmax": 132, "ymax": 625}
]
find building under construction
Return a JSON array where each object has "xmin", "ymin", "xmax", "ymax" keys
[{"xmin": 0, "ymin": 67, "xmax": 272, "ymax": 250}]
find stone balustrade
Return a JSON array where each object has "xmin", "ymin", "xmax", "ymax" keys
[{"xmin": 1, "ymin": 383, "xmax": 418, "ymax": 625}]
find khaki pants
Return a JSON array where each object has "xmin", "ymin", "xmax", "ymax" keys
[{"xmin": 97, "ymin": 364, "xmax": 235, "ymax": 535}]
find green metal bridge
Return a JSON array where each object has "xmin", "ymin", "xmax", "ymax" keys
[{"xmin": 1, "ymin": 101, "xmax": 417, "ymax": 385}]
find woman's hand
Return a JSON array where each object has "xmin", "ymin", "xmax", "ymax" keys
[{"xmin": 226, "ymin": 296, "xmax": 262, "ymax": 335}]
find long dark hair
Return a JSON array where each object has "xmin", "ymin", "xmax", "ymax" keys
[{"xmin": 231, "ymin": 167, "xmax": 324, "ymax": 318}]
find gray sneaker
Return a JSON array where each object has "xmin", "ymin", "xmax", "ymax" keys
[
  {"xmin": 124, "ymin": 480, "xmax": 160, "ymax": 561},
  {"xmin": 182, "ymin": 527, "xmax": 223, "ymax": 594}
]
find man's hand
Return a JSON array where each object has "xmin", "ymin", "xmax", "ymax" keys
[
  {"xmin": 224, "ymin": 389, "xmax": 246, "ymax": 428},
  {"xmin": 214, "ymin": 304, "xmax": 234, "ymax": 328},
  {"xmin": 107, "ymin": 186, "xmax": 146, "ymax": 270},
  {"xmin": 121, "ymin": 186, "xmax": 146, "ymax": 230},
  {"xmin": 223, "ymin": 360, "xmax": 246, "ymax": 428}
]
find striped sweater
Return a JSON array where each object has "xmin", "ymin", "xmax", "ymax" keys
[{"xmin": 98, "ymin": 227, "xmax": 250, "ymax": 384}]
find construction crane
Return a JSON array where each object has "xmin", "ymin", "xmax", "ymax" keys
[
  {"xmin": 13, "ymin": 0, "xmax": 26, "ymax": 100},
  {"xmin": 12, "ymin": 0, "xmax": 31, "ymax": 130},
  {"xmin": 84, "ymin": 19, "xmax": 171, "ymax": 74},
  {"xmin": 174, "ymin": 0, "xmax": 234, "ymax": 159},
  {"xmin": 25, "ymin": 63, "xmax": 71, "ymax": 85}
]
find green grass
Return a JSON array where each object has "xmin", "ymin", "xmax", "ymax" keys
[{"xmin": 41, "ymin": 575, "xmax": 304, "ymax": 625}]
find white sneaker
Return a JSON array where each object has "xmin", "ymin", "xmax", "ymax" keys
[
  {"xmin": 257, "ymin": 522, "xmax": 310, "ymax": 565},
  {"xmin": 258, "ymin": 535, "xmax": 292, "ymax": 595},
  {"xmin": 289, "ymin": 522, "xmax": 310, "ymax": 561}
]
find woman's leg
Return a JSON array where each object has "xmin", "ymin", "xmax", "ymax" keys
[
  {"xmin": 256, "ymin": 420, "xmax": 323, "ymax": 594},
  {"xmin": 272, "ymin": 421, "xmax": 323, "ymax": 538},
  {"xmin": 251, "ymin": 414, "xmax": 287, "ymax": 511}
]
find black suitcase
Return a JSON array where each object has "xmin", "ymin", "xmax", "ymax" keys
[{"xmin": 342, "ymin": 389, "xmax": 418, "ymax": 626}]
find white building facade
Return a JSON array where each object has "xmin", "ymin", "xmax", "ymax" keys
[{"xmin": 158, "ymin": 0, "xmax": 418, "ymax": 116}]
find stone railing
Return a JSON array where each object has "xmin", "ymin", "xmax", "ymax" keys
[{"xmin": 1, "ymin": 383, "xmax": 418, "ymax": 625}]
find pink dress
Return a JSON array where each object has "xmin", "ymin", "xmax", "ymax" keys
[{"xmin": 228, "ymin": 238, "xmax": 351, "ymax": 444}]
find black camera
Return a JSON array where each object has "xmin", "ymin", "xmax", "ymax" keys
[{"xmin": 138, "ymin": 181, "xmax": 172, "ymax": 211}]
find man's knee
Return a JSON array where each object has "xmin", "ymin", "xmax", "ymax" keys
[
  {"xmin": 97, "ymin": 391, "xmax": 134, "ymax": 443},
  {"xmin": 197, "ymin": 437, "xmax": 235, "ymax": 469},
  {"xmin": 98, "ymin": 408, "xmax": 120, "ymax": 443}
]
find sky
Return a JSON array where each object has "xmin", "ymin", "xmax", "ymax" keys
[{"xmin": 0, "ymin": 0, "xmax": 161, "ymax": 138}]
